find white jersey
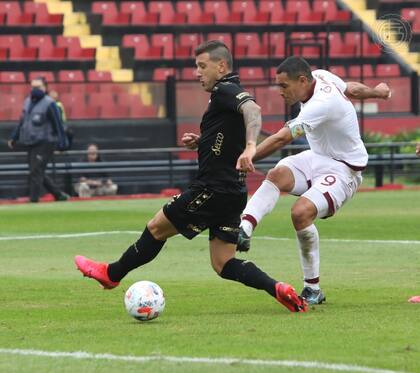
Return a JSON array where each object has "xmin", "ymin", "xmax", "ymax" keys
[{"xmin": 291, "ymin": 69, "xmax": 368, "ymax": 169}]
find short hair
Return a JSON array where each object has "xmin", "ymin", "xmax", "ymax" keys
[
  {"xmin": 276, "ymin": 57, "xmax": 313, "ymax": 81},
  {"xmin": 194, "ymin": 40, "xmax": 233, "ymax": 70},
  {"xmin": 32, "ymin": 76, "xmax": 48, "ymax": 87}
]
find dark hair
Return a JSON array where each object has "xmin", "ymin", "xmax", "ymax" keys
[
  {"xmin": 33, "ymin": 76, "xmax": 48, "ymax": 87},
  {"xmin": 276, "ymin": 57, "xmax": 313, "ymax": 81},
  {"xmin": 194, "ymin": 40, "xmax": 233, "ymax": 70}
]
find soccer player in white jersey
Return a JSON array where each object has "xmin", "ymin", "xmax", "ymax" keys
[{"xmin": 236, "ymin": 56, "xmax": 391, "ymax": 305}]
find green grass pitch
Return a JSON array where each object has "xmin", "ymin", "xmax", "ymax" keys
[{"xmin": 0, "ymin": 190, "xmax": 419, "ymax": 373}]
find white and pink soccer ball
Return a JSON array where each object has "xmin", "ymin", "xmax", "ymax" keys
[{"xmin": 124, "ymin": 281, "xmax": 165, "ymax": 321}]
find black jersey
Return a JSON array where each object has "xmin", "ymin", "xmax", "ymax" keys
[{"xmin": 192, "ymin": 72, "xmax": 255, "ymax": 194}]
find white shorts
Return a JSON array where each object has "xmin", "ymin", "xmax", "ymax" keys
[{"xmin": 277, "ymin": 150, "xmax": 363, "ymax": 218}]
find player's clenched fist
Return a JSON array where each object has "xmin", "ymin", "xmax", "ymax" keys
[{"xmin": 182, "ymin": 132, "xmax": 200, "ymax": 150}]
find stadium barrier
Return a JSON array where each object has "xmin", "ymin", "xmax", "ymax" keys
[{"xmin": 0, "ymin": 142, "xmax": 418, "ymax": 199}]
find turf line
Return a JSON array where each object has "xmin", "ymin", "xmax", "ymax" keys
[
  {"xmin": 0, "ymin": 348, "xmax": 406, "ymax": 373},
  {"xmin": 0, "ymin": 231, "xmax": 419, "ymax": 245}
]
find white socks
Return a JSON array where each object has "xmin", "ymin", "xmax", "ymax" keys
[
  {"xmin": 240, "ymin": 180, "xmax": 281, "ymax": 236},
  {"xmin": 296, "ymin": 224, "xmax": 320, "ymax": 290}
]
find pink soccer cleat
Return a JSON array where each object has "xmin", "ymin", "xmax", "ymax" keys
[
  {"xmin": 74, "ymin": 255, "xmax": 119, "ymax": 289},
  {"xmin": 275, "ymin": 282, "xmax": 308, "ymax": 313},
  {"xmin": 408, "ymin": 296, "xmax": 420, "ymax": 303}
]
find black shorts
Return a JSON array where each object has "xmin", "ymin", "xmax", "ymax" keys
[{"xmin": 162, "ymin": 187, "xmax": 247, "ymax": 244}]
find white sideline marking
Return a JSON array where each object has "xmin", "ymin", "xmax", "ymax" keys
[
  {"xmin": 0, "ymin": 231, "xmax": 419, "ymax": 245},
  {"xmin": 0, "ymin": 348, "xmax": 406, "ymax": 373}
]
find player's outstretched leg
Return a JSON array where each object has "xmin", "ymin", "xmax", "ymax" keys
[
  {"xmin": 219, "ymin": 257, "xmax": 307, "ymax": 313},
  {"xmin": 75, "ymin": 226, "xmax": 166, "ymax": 289}
]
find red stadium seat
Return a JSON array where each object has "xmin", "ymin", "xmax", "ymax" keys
[
  {"xmin": 232, "ymin": 0, "xmax": 269, "ymax": 25},
  {"xmin": 207, "ymin": 33, "xmax": 232, "ymax": 50},
  {"xmin": 344, "ymin": 32, "xmax": 381, "ymax": 57},
  {"xmin": 88, "ymin": 92, "xmax": 115, "ymax": 108},
  {"xmin": 329, "ymin": 65, "xmax": 347, "ymax": 78},
  {"xmin": 24, "ymin": 2, "xmax": 63, "ymax": 26},
  {"xmin": 153, "ymin": 68, "xmax": 176, "ymax": 81},
  {"xmin": 179, "ymin": 33, "xmax": 202, "ymax": 49},
  {"xmin": 260, "ymin": 0, "xmax": 296, "ymax": 24},
  {"xmin": 149, "ymin": 1, "xmax": 186, "ymax": 25},
  {"xmin": 87, "ymin": 70, "xmax": 113, "ymax": 82},
  {"xmin": 0, "ymin": 35, "xmax": 24, "ymax": 50},
  {"xmin": 0, "ymin": 71, "xmax": 25, "ymax": 82},
  {"xmin": 101, "ymin": 105, "xmax": 130, "ymax": 119},
  {"xmin": 180, "ymin": 67, "xmax": 196, "ymax": 80},
  {"xmin": 27, "ymin": 35, "xmax": 66, "ymax": 61},
  {"xmin": 151, "ymin": 34, "xmax": 174, "ymax": 58},
  {"xmin": 376, "ymin": 64, "xmax": 400, "ymax": 77},
  {"xmin": 28, "ymin": 71, "xmax": 56, "ymax": 82},
  {"xmin": 129, "ymin": 103, "xmax": 158, "ymax": 118},
  {"xmin": 0, "ymin": 1, "xmax": 21, "ymax": 15},
  {"xmin": 401, "ymin": 8, "xmax": 419, "ymax": 23},
  {"xmin": 348, "ymin": 64, "xmax": 374, "ymax": 78},
  {"xmin": 56, "ymin": 36, "xmax": 95, "ymax": 60},
  {"xmin": 177, "ymin": 1, "xmax": 213, "ymax": 25},
  {"xmin": 92, "ymin": 1, "xmax": 131, "ymax": 25},
  {"xmin": 313, "ymin": 0, "xmax": 351, "ymax": 22},
  {"xmin": 123, "ymin": 34, "xmax": 163, "ymax": 59},
  {"xmin": 268, "ymin": 32, "xmax": 285, "ymax": 57},
  {"xmin": 121, "ymin": 1, "xmax": 158, "ymax": 24},
  {"xmin": 204, "ymin": 0, "xmax": 242, "ymax": 24},
  {"xmin": 319, "ymin": 32, "xmax": 356, "ymax": 58},
  {"xmin": 239, "ymin": 67, "xmax": 265, "ymax": 81},
  {"xmin": 58, "ymin": 70, "xmax": 85, "ymax": 82},
  {"xmin": 69, "ymin": 105, "xmax": 99, "ymax": 120},
  {"xmin": 236, "ymin": 33, "xmax": 268, "ymax": 58},
  {"xmin": 286, "ymin": 0, "xmax": 323, "ymax": 24}
]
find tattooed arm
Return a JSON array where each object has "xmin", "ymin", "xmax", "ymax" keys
[{"xmin": 236, "ymin": 100, "xmax": 262, "ymax": 172}]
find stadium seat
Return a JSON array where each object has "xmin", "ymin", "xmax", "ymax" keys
[
  {"xmin": 122, "ymin": 34, "xmax": 162, "ymax": 59},
  {"xmin": 232, "ymin": 0, "xmax": 270, "ymax": 25},
  {"xmin": 329, "ymin": 65, "xmax": 347, "ymax": 78},
  {"xmin": 92, "ymin": 1, "xmax": 131, "ymax": 25},
  {"xmin": 344, "ymin": 32, "xmax": 381, "ymax": 57},
  {"xmin": 313, "ymin": 0, "xmax": 351, "ymax": 22},
  {"xmin": 101, "ymin": 105, "xmax": 130, "ymax": 119},
  {"xmin": 28, "ymin": 71, "xmax": 56, "ymax": 82},
  {"xmin": 260, "ymin": 0, "xmax": 296, "ymax": 24},
  {"xmin": 236, "ymin": 33, "xmax": 268, "ymax": 58},
  {"xmin": 69, "ymin": 105, "xmax": 99, "ymax": 120},
  {"xmin": 401, "ymin": 8, "xmax": 419, "ymax": 24},
  {"xmin": 376, "ymin": 64, "xmax": 400, "ymax": 77},
  {"xmin": 268, "ymin": 32, "xmax": 285, "ymax": 57},
  {"xmin": 318, "ymin": 32, "xmax": 355, "ymax": 58},
  {"xmin": 151, "ymin": 34, "xmax": 174, "ymax": 59},
  {"xmin": 177, "ymin": 1, "xmax": 213, "ymax": 24},
  {"xmin": 121, "ymin": 1, "xmax": 158, "ymax": 24},
  {"xmin": 180, "ymin": 67, "xmax": 196, "ymax": 80},
  {"xmin": 239, "ymin": 67, "xmax": 265, "ymax": 81},
  {"xmin": 87, "ymin": 70, "xmax": 113, "ymax": 82},
  {"xmin": 149, "ymin": 1, "xmax": 186, "ymax": 25},
  {"xmin": 23, "ymin": 2, "xmax": 63, "ymax": 26},
  {"xmin": 58, "ymin": 70, "xmax": 85, "ymax": 82},
  {"xmin": 27, "ymin": 35, "xmax": 66, "ymax": 61},
  {"xmin": 207, "ymin": 33, "xmax": 232, "ymax": 50},
  {"xmin": 286, "ymin": 0, "xmax": 323, "ymax": 24},
  {"xmin": 348, "ymin": 65, "xmax": 374, "ymax": 78},
  {"xmin": 0, "ymin": 47, "xmax": 8, "ymax": 59},
  {"xmin": 204, "ymin": 1, "xmax": 242, "ymax": 24},
  {"xmin": 0, "ymin": 71, "xmax": 25, "ymax": 82},
  {"xmin": 153, "ymin": 68, "xmax": 176, "ymax": 81},
  {"xmin": 179, "ymin": 33, "xmax": 202, "ymax": 50},
  {"xmin": 129, "ymin": 103, "xmax": 158, "ymax": 118},
  {"xmin": 56, "ymin": 36, "xmax": 95, "ymax": 60}
]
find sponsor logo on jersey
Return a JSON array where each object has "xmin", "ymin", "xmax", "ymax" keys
[{"xmin": 211, "ymin": 132, "xmax": 224, "ymax": 156}]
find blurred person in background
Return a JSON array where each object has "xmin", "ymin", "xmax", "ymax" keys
[
  {"xmin": 74, "ymin": 143, "xmax": 117, "ymax": 198},
  {"xmin": 50, "ymin": 89, "xmax": 73, "ymax": 150},
  {"xmin": 7, "ymin": 77, "xmax": 69, "ymax": 203}
]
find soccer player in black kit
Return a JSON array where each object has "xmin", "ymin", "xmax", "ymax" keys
[{"xmin": 75, "ymin": 40, "xmax": 307, "ymax": 313}]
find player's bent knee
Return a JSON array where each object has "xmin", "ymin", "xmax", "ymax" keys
[
  {"xmin": 266, "ymin": 166, "xmax": 294, "ymax": 192},
  {"xmin": 291, "ymin": 199, "xmax": 317, "ymax": 228}
]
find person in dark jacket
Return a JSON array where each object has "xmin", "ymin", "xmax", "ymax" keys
[{"xmin": 7, "ymin": 77, "xmax": 69, "ymax": 203}]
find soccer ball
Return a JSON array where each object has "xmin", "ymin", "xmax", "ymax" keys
[{"xmin": 124, "ymin": 281, "xmax": 165, "ymax": 321}]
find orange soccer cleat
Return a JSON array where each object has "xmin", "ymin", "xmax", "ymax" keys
[
  {"xmin": 74, "ymin": 255, "xmax": 120, "ymax": 289},
  {"xmin": 275, "ymin": 282, "xmax": 308, "ymax": 313}
]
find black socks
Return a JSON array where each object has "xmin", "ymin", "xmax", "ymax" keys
[
  {"xmin": 107, "ymin": 227, "xmax": 166, "ymax": 282},
  {"xmin": 220, "ymin": 258, "xmax": 277, "ymax": 297}
]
